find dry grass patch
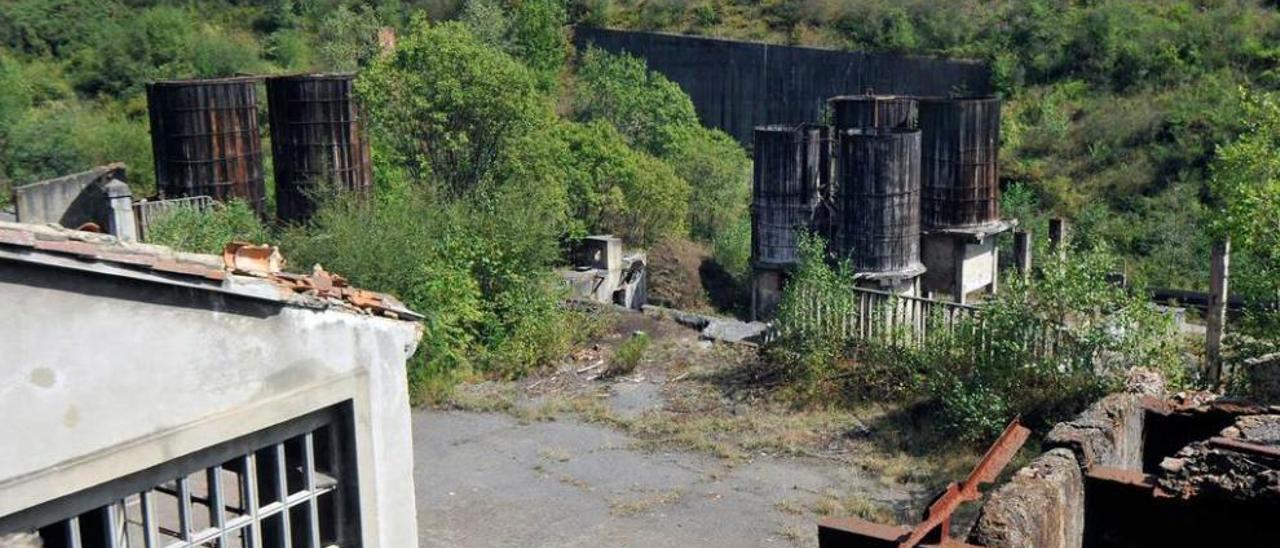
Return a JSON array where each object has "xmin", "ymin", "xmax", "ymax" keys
[{"xmin": 608, "ymin": 488, "xmax": 686, "ymax": 517}]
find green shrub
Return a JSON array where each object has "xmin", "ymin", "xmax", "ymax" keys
[
  {"xmin": 555, "ymin": 120, "xmax": 690, "ymax": 245},
  {"xmin": 711, "ymin": 216, "xmax": 751, "ymax": 282},
  {"xmin": 768, "ymin": 233, "xmax": 1186, "ymax": 441},
  {"xmin": 145, "ymin": 200, "xmax": 271, "ymax": 255},
  {"xmin": 609, "ymin": 332, "xmax": 650, "ymax": 376},
  {"xmin": 464, "ymin": 0, "xmax": 570, "ymax": 92},
  {"xmin": 357, "ymin": 18, "xmax": 555, "ymax": 195},
  {"xmin": 572, "ymin": 47, "xmax": 700, "ymax": 157}
]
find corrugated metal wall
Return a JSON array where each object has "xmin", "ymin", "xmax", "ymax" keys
[{"xmin": 575, "ymin": 28, "xmax": 991, "ymax": 144}]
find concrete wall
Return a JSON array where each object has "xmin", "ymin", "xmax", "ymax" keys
[
  {"xmin": 13, "ymin": 164, "xmax": 124, "ymax": 228},
  {"xmin": 0, "ymin": 259, "xmax": 422, "ymax": 546},
  {"xmin": 970, "ymin": 449, "xmax": 1084, "ymax": 548},
  {"xmin": 970, "ymin": 394, "xmax": 1147, "ymax": 548},
  {"xmin": 575, "ymin": 28, "xmax": 992, "ymax": 144}
]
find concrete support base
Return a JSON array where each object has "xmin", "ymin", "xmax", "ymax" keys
[
  {"xmin": 920, "ymin": 228, "xmax": 1005, "ymax": 304},
  {"xmin": 751, "ymin": 267, "xmax": 787, "ymax": 321}
]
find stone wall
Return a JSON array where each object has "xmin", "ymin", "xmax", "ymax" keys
[
  {"xmin": 970, "ymin": 394, "xmax": 1147, "ymax": 547},
  {"xmin": 969, "ymin": 449, "xmax": 1083, "ymax": 548}
]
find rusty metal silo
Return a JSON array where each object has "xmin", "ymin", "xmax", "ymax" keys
[
  {"xmin": 835, "ymin": 128, "xmax": 923, "ymax": 275},
  {"xmin": 829, "ymin": 95, "xmax": 917, "ymax": 131},
  {"xmin": 751, "ymin": 124, "xmax": 827, "ymax": 268},
  {"xmin": 919, "ymin": 96, "xmax": 1001, "ymax": 230},
  {"xmin": 266, "ymin": 73, "xmax": 373, "ymax": 223},
  {"xmin": 147, "ymin": 77, "xmax": 266, "ymax": 214}
]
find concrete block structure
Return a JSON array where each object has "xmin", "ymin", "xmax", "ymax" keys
[
  {"xmin": 561, "ymin": 235, "xmax": 647, "ymax": 310},
  {"xmin": 12, "ymin": 164, "xmax": 138, "ymax": 241},
  {"xmin": 920, "ymin": 224, "xmax": 1010, "ymax": 304},
  {"xmin": 0, "ymin": 221, "xmax": 423, "ymax": 547}
]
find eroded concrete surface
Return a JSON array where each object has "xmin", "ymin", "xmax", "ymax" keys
[{"xmin": 414, "ymin": 410, "xmax": 908, "ymax": 547}]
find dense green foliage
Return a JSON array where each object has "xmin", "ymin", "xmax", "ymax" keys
[
  {"xmin": 146, "ymin": 200, "xmax": 271, "ymax": 255},
  {"xmin": 768, "ymin": 234, "xmax": 1185, "ymax": 440}
]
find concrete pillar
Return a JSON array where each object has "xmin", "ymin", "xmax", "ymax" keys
[
  {"xmin": 1206, "ymin": 239, "xmax": 1230, "ymax": 386},
  {"xmin": 103, "ymin": 179, "xmax": 138, "ymax": 242},
  {"xmin": 1048, "ymin": 218, "xmax": 1068, "ymax": 257},
  {"xmin": 751, "ymin": 268, "xmax": 785, "ymax": 321},
  {"xmin": 1013, "ymin": 230, "xmax": 1032, "ymax": 277}
]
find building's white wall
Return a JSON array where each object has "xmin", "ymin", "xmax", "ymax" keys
[{"xmin": 0, "ymin": 265, "xmax": 422, "ymax": 546}]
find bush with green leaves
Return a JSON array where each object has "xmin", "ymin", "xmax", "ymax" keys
[
  {"xmin": 554, "ymin": 119, "xmax": 689, "ymax": 245},
  {"xmin": 145, "ymin": 200, "xmax": 271, "ymax": 255},
  {"xmin": 463, "ymin": 0, "xmax": 570, "ymax": 93},
  {"xmin": 572, "ymin": 47, "xmax": 751, "ymax": 245},
  {"xmin": 357, "ymin": 18, "xmax": 556, "ymax": 196}
]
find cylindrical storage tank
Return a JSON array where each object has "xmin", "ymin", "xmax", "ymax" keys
[
  {"xmin": 835, "ymin": 128, "xmax": 923, "ymax": 274},
  {"xmin": 829, "ymin": 95, "xmax": 917, "ymax": 131},
  {"xmin": 266, "ymin": 73, "xmax": 374, "ymax": 223},
  {"xmin": 147, "ymin": 77, "xmax": 266, "ymax": 214},
  {"xmin": 919, "ymin": 95, "xmax": 1001, "ymax": 230},
  {"xmin": 751, "ymin": 124, "xmax": 827, "ymax": 267}
]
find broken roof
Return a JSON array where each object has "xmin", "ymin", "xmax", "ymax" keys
[{"xmin": 0, "ymin": 220, "xmax": 421, "ymax": 321}]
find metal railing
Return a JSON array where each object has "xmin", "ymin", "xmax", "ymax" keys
[
  {"xmin": 6, "ymin": 406, "xmax": 357, "ymax": 548},
  {"xmin": 767, "ymin": 285, "xmax": 1074, "ymax": 364},
  {"xmin": 132, "ymin": 196, "xmax": 216, "ymax": 242}
]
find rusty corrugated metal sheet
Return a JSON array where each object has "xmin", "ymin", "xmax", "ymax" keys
[
  {"xmin": 919, "ymin": 96, "xmax": 1001, "ymax": 230},
  {"xmin": 751, "ymin": 124, "xmax": 827, "ymax": 268},
  {"xmin": 266, "ymin": 73, "xmax": 373, "ymax": 223},
  {"xmin": 147, "ymin": 77, "xmax": 267, "ymax": 215},
  {"xmin": 835, "ymin": 128, "xmax": 923, "ymax": 275},
  {"xmin": 829, "ymin": 95, "xmax": 918, "ymax": 131}
]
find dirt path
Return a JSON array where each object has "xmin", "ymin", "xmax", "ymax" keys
[{"xmin": 413, "ymin": 308, "xmax": 977, "ymax": 547}]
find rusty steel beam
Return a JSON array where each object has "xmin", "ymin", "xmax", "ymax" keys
[
  {"xmin": 818, "ymin": 517, "xmax": 978, "ymax": 548},
  {"xmin": 1208, "ymin": 436, "xmax": 1280, "ymax": 460},
  {"xmin": 898, "ymin": 419, "xmax": 1030, "ymax": 548}
]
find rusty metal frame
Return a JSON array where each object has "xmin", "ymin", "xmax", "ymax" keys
[{"xmin": 898, "ymin": 419, "xmax": 1031, "ymax": 547}]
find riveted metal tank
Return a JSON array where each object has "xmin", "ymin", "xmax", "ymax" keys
[
  {"xmin": 835, "ymin": 128, "xmax": 923, "ymax": 274},
  {"xmin": 829, "ymin": 95, "xmax": 918, "ymax": 131},
  {"xmin": 918, "ymin": 95, "xmax": 1001, "ymax": 230},
  {"xmin": 146, "ymin": 77, "xmax": 266, "ymax": 214},
  {"xmin": 751, "ymin": 124, "xmax": 828, "ymax": 268},
  {"xmin": 266, "ymin": 73, "xmax": 373, "ymax": 223}
]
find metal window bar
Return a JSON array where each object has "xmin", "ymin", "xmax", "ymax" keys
[{"xmin": 11, "ymin": 408, "xmax": 354, "ymax": 548}]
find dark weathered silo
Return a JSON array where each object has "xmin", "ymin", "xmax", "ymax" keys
[
  {"xmin": 147, "ymin": 77, "xmax": 266, "ymax": 214},
  {"xmin": 919, "ymin": 95, "xmax": 1001, "ymax": 230},
  {"xmin": 267, "ymin": 73, "xmax": 373, "ymax": 223},
  {"xmin": 751, "ymin": 124, "xmax": 827, "ymax": 267},
  {"xmin": 835, "ymin": 128, "xmax": 923, "ymax": 274},
  {"xmin": 829, "ymin": 95, "xmax": 917, "ymax": 131}
]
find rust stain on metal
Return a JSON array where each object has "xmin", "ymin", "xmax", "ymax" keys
[
  {"xmin": 266, "ymin": 73, "xmax": 374, "ymax": 223},
  {"xmin": 147, "ymin": 77, "xmax": 267, "ymax": 215},
  {"xmin": 1207, "ymin": 436, "xmax": 1280, "ymax": 460},
  {"xmin": 899, "ymin": 419, "xmax": 1030, "ymax": 548}
]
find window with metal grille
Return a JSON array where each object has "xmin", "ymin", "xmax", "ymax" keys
[{"xmin": 1, "ymin": 405, "xmax": 361, "ymax": 548}]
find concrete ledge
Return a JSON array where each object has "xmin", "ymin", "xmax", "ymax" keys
[
  {"xmin": 1045, "ymin": 393, "xmax": 1144, "ymax": 470},
  {"xmin": 969, "ymin": 448, "xmax": 1083, "ymax": 548}
]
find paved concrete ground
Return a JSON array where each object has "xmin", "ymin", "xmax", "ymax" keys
[{"xmin": 413, "ymin": 410, "xmax": 914, "ymax": 547}]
